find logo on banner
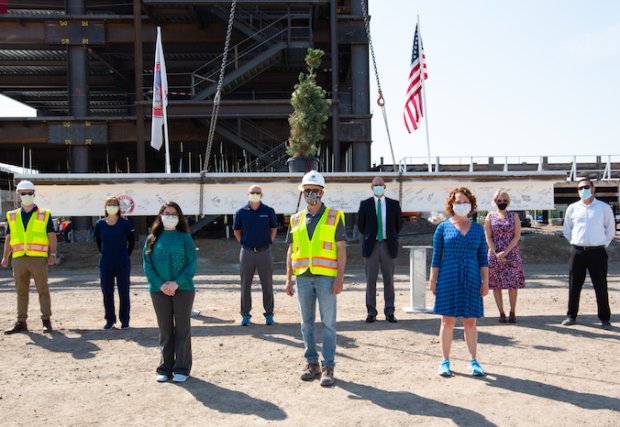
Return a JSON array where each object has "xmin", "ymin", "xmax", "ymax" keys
[{"xmin": 118, "ymin": 195, "xmax": 135, "ymax": 214}]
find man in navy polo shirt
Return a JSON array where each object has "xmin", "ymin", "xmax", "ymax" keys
[{"xmin": 233, "ymin": 184, "xmax": 278, "ymax": 326}]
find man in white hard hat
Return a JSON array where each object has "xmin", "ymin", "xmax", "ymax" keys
[
  {"xmin": 286, "ymin": 170, "xmax": 346, "ymax": 387},
  {"xmin": 1, "ymin": 180, "xmax": 57, "ymax": 334}
]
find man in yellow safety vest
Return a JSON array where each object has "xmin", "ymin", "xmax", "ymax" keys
[
  {"xmin": 2, "ymin": 180, "xmax": 57, "ymax": 334},
  {"xmin": 286, "ymin": 170, "xmax": 346, "ymax": 387}
]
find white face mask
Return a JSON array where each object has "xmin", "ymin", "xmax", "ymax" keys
[
  {"xmin": 20, "ymin": 194, "xmax": 35, "ymax": 206},
  {"xmin": 161, "ymin": 215, "xmax": 179, "ymax": 229},
  {"xmin": 248, "ymin": 193, "xmax": 261, "ymax": 203},
  {"xmin": 453, "ymin": 203, "xmax": 471, "ymax": 217},
  {"xmin": 106, "ymin": 206, "xmax": 120, "ymax": 215}
]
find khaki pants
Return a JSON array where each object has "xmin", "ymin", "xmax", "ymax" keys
[{"xmin": 12, "ymin": 256, "xmax": 52, "ymax": 321}]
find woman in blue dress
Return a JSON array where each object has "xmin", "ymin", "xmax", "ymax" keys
[
  {"xmin": 94, "ymin": 196, "xmax": 135, "ymax": 330},
  {"xmin": 429, "ymin": 187, "xmax": 489, "ymax": 377}
]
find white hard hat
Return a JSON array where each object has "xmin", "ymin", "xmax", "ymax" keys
[
  {"xmin": 298, "ymin": 170, "xmax": 326, "ymax": 191},
  {"xmin": 16, "ymin": 180, "xmax": 35, "ymax": 192}
]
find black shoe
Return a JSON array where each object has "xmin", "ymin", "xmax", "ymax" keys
[
  {"xmin": 365, "ymin": 315, "xmax": 376, "ymax": 323},
  {"xmin": 386, "ymin": 315, "xmax": 398, "ymax": 323},
  {"xmin": 561, "ymin": 317, "xmax": 576, "ymax": 326},
  {"xmin": 4, "ymin": 321, "xmax": 28, "ymax": 335},
  {"xmin": 104, "ymin": 321, "xmax": 114, "ymax": 330},
  {"xmin": 42, "ymin": 319, "xmax": 53, "ymax": 333},
  {"xmin": 601, "ymin": 321, "xmax": 612, "ymax": 330}
]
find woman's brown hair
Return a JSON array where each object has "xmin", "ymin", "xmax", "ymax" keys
[
  {"xmin": 444, "ymin": 187, "xmax": 477, "ymax": 216},
  {"xmin": 145, "ymin": 201, "xmax": 189, "ymax": 255},
  {"xmin": 104, "ymin": 196, "xmax": 122, "ymax": 218}
]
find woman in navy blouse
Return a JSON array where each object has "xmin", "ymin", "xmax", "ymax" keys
[
  {"xmin": 144, "ymin": 201, "xmax": 197, "ymax": 383},
  {"xmin": 95, "ymin": 197, "xmax": 135, "ymax": 330},
  {"xmin": 94, "ymin": 196, "xmax": 135, "ymax": 330},
  {"xmin": 429, "ymin": 187, "xmax": 489, "ymax": 378}
]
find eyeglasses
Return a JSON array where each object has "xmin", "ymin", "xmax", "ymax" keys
[
  {"xmin": 249, "ymin": 192, "xmax": 261, "ymax": 195},
  {"xmin": 578, "ymin": 185, "xmax": 591, "ymax": 190},
  {"xmin": 304, "ymin": 189, "xmax": 322, "ymax": 196},
  {"xmin": 19, "ymin": 192, "xmax": 34, "ymax": 196},
  {"xmin": 496, "ymin": 199, "xmax": 508, "ymax": 203}
]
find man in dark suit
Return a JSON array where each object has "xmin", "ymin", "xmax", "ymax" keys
[{"xmin": 357, "ymin": 176, "xmax": 402, "ymax": 323}]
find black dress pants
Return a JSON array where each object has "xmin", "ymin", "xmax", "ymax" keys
[{"xmin": 567, "ymin": 247, "xmax": 610, "ymax": 322}]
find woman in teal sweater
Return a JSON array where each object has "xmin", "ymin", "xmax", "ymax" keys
[{"xmin": 144, "ymin": 201, "xmax": 197, "ymax": 383}]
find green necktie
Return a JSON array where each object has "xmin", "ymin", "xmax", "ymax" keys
[{"xmin": 377, "ymin": 199, "xmax": 384, "ymax": 241}]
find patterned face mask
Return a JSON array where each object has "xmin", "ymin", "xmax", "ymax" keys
[{"xmin": 304, "ymin": 190, "xmax": 322, "ymax": 206}]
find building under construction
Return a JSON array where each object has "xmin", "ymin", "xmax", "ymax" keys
[{"xmin": 0, "ymin": 0, "xmax": 372, "ymax": 174}]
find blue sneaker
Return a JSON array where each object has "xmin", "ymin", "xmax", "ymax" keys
[
  {"xmin": 469, "ymin": 359, "xmax": 485, "ymax": 376},
  {"xmin": 265, "ymin": 315, "xmax": 274, "ymax": 325},
  {"xmin": 438, "ymin": 359, "xmax": 452, "ymax": 377},
  {"xmin": 241, "ymin": 314, "xmax": 251, "ymax": 326}
]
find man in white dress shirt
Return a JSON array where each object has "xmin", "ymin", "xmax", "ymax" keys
[{"xmin": 562, "ymin": 178, "xmax": 615, "ymax": 330}]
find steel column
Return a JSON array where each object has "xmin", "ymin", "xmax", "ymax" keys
[
  {"xmin": 67, "ymin": 0, "xmax": 91, "ymax": 241},
  {"xmin": 350, "ymin": 0, "xmax": 370, "ymax": 172},
  {"xmin": 330, "ymin": 0, "xmax": 340, "ymax": 171}
]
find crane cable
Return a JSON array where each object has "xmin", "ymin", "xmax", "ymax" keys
[
  {"xmin": 199, "ymin": 0, "xmax": 237, "ymax": 216},
  {"xmin": 360, "ymin": 0, "xmax": 398, "ymax": 174}
]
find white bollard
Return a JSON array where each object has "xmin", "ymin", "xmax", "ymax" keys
[{"xmin": 403, "ymin": 245, "xmax": 433, "ymax": 313}]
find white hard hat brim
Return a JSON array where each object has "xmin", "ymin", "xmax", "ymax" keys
[{"xmin": 298, "ymin": 184, "xmax": 326, "ymax": 192}]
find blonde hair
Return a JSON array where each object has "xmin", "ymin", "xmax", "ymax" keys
[{"xmin": 492, "ymin": 189, "xmax": 511, "ymax": 206}]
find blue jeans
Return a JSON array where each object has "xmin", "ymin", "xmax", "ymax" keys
[{"xmin": 295, "ymin": 274, "xmax": 337, "ymax": 368}]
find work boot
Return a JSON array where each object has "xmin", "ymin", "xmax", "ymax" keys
[
  {"xmin": 4, "ymin": 321, "xmax": 28, "ymax": 335},
  {"xmin": 300, "ymin": 363, "xmax": 321, "ymax": 381},
  {"xmin": 320, "ymin": 366, "xmax": 335, "ymax": 387},
  {"xmin": 42, "ymin": 319, "xmax": 53, "ymax": 333}
]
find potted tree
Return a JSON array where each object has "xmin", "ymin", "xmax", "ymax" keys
[{"xmin": 286, "ymin": 48, "xmax": 332, "ymax": 172}]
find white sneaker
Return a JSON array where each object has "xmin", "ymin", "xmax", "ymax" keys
[
  {"xmin": 156, "ymin": 374, "xmax": 168, "ymax": 382},
  {"xmin": 172, "ymin": 373, "xmax": 188, "ymax": 383},
  {"xmin": 191, "ymin": 309, "xmax": 200, "ymax": 317}
]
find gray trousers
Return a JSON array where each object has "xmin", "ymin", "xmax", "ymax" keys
[
  {"xmin": 151, "ymin": 290, "xmax": 195, "ymax": 376},
  {"xmin": 240, "ymin": 247, "xmax": 274, "ymax": 317},
  {"xmin": 365, "ymin": 241, "xmax": 396, "ymax": 317}
]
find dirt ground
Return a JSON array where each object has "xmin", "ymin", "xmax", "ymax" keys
[{"xmin": 0, "ymin": 224, "xmax": 618, "ymax": 426}]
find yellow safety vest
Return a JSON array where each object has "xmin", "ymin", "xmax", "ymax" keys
[
  {"xmin": 290, "ymin": 208, "xmax": 344, "ymax": 277},
  {"xmin": 7, "ymin": 208, "xmax": 51, "ymax": 258}
]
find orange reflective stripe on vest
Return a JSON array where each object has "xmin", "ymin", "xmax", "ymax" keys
[
  {"xmin": 290, "ymin": 208, "xmax": 343, "ymax": 277},
  {"xmin": 7, "ymin": 208, "xmax": 51, "ymax": 258}
]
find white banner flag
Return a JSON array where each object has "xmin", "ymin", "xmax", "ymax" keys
[{"xmin": 150, "ymin": 27, "xmax": 168, "ymax": 151}]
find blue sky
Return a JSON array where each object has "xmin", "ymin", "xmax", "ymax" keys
[
  {"xmin": 2, "ymin": 0, "xmax": 619, "ymax": 165},
  {"xmin": 368, "ymin": 0, "xmax": 620, "ymax": 164}
]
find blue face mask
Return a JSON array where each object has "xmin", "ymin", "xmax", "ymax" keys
[
  {"xmin": 373, "ymin": 186, "xmax": 385, "ymax": 197},
  {"xmin": 578, "ymin": 188, "xmax": 592, "ymax": 200}
]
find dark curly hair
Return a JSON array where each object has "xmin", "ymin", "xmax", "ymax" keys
[
  {"xmin": 444, "ymin": 187, "xmax": 477, "ymax": 216},
  {"xmin": 145, "ymin": 201, "xmax": 189, "ymax": 255}
]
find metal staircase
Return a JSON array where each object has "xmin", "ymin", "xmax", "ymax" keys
[{"xmin": 191, "ymin": 13, "xmax": 311, "ymax": 100}]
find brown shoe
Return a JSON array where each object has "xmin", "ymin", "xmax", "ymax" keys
[
  {"xmin": 4, "ymin": 321, "xmax": 28, "ymax": 335},
  {"xmin": 508, "ymin": 312, "xmax": 516, "ymax": 324},
  {"xmin": 320, "ymin": 366, "xmax": 335, "ymax": 387},
  {"xmin": 42, "ymin": 319, "xmax": 53, "ymax": 333},
  {"xmin": 300, "ymin": 363, "xmax": 321, "ymax": 381},
  {"xmin": 499, "ymin": 313, "xmax": 507, "ymax": 323}
]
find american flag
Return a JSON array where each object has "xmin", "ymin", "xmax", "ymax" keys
[{"xmin": 403, "ymin": 24, "xmax": 428, "ymax": 133}]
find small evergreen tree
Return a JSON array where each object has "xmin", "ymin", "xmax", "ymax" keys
[{"xmin": 287, "ymin": 48, "xmax": 331, "ymax": 157}]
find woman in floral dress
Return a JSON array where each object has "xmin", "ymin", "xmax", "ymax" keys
[{"xmin": 484, "ymin": 190, "xmax": 526, "ymax": 323}]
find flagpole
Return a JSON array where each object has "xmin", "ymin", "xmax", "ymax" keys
[
  {"xmin": 158, "ymin": 27, "xmax": 171, "ymax": 174},
  {"xmin": 162, "ymin": 94, "xmax": 171, "ymax": 174},
  {"xmin": 417, "ymin": 15, "xmax": 432, "ymax": 172}
]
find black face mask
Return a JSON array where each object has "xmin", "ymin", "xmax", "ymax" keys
[{"xmin": 496, "ymin": 202, "xmax": 508, "ymax": 211}]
